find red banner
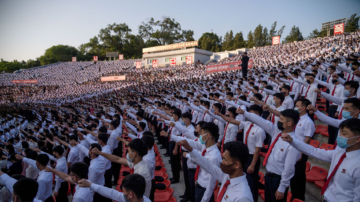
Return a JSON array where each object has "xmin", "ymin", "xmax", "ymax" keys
[
  {"xmin": 170, "ymin": 58, "xmax": 176, "ymax": 66},
  {"xmin": 186, "ymin": 56, "xmax": 192, "ymax": 65},
  {"xmin": 12, "ymin": 80, "xmax": 38, "ymax": 84},
  {"xmin": 119, "ymin": 54, "xmax": 123, "ymax": 60},
  {"xmin": 72, "ymin": 57, "xmax": 76, "ymax": 62},
  {"xmin": 206, "ymin": 59, "xmax": 253, "ymax": 73},
  {"xmin": 93, "ymin": 56, "xmax": 98, "ymax": 61},
  {"xmin": 272, "ymin": 36, "xmax": 280, "ymax": 45},
  {"xmin": 334, "ymin": 23, "xmax": 344, "ymax": 35},
  {"xmin": 152, "ymin": 60, "xmax": 158, "ymax": 68},
  {"xmin": 101, "ymin": 75, "xmax": 126, "ymax": 81},
  {"xmin": 136, "ymin": 61, "xmax": 142, "ymax": 69}
]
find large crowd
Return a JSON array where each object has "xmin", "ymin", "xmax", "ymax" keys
[{"xmin": 0, "ymin": 30, "xmax": 359, "ymax": 202}]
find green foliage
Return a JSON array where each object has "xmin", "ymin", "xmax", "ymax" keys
[
  {"xmin": 39, "ymin": 45, "xmax": 79, "ymax": 65},
  {"xmin": 198, "ymin": 32, "xmax": 222, "ymax": 52},
  {"xmin": 232, "ymin": 31, "xmax": 246, "ymax": 49},
  {"xmin": 307, "ymin": 29, "xmax": 327, "ymax": 39},
  {"xmin": 284, "ymin": 26, "xmax": 304, "ymax": 43},
  {"xmin": 345, "ymin": 14, "xmax": 360, "ymax": 33},
  {"xmin": 247, "ymin": 31, "xmax": 254, "ymax": 48},
  {"xmin": 222, "ymin": 30, "xmax": 234, "ymax": 51}
]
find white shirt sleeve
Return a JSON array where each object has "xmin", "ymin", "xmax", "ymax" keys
[{"xmin": 90, "ymin": 183, "xmax": 125, "ymax": 201}]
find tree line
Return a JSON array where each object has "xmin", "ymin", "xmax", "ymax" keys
[{"xmin": 1, "ymin": 14, "xmax": 358, "ymax": 73}]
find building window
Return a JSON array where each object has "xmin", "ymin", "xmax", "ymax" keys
[
  {"xmin": 165, "ymin": 58, "xmax": 170, "ymax": 62},
  {"xmin": 149, "ymin": 60, "xmax": 152, "ymax": 64},
  {"xmin": 181, "ymin": 57, "xmax": 186, "ymax": 61}
]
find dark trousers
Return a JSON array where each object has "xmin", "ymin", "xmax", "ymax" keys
[
  {"xmin": 325, "ymin": 89, "xmax": 330, "ymax": 115},
  {"xmin": 237, "ymin": 130, "xmax": 244, "ymax": 142},
  {"xmin": 93, "ymin": 192, "xmax": 108, "ymax": 202},
  {"xmin": 150, "ymin": 179, "xmax": 155, "ymax": 202},
  {"xmin": 290, "ymin": 94, "xmax": 295, "ymax": 100},
  {"xmin": 163, "ymin": 126, "xmax": 170, "ymax": 155},
  {"xmin": 242, "ymin": 67, "xmax": 248, "ymax": 78},
  {"xmin": 181, "ymin": 151, "xmax": 190, "ymax": 197},
  {"xmin": 55, "ymin": 181, "xmax": 69, "ymax": 202},
  {"xmin": 112, "ymin": 146, "xmax": 122, "ymax": 183},
  {"xmin": 264, "ymin": 173, "xmax": 288, "ymax": 202},
  {"xmin": 45, "ymin": 196, "xmax": 55, "ymax": 202},
  {"xmin": 195, "ymin": 184, "xmax": 214, "ymax": 202},
  {"xmin": 328, "ymin": 106, "xmax": 339, "ymax": 144},
  {"xmin": 290, "ymin": 154, "xmax": 308, "ymax": 201},
  {"xmin": 244, "ymin": 154, "xmax": 260, "ymax": 202},
  {"xmin": 169, "ymin": 142, "xmax": 180, "ymax": 182},
  {"xmin": 104, "ymin": 168, "xmax": 112, "ymax": 189},
  {"xmin": 188, "ymin": 168, "xmax": 196, "ymax": 202}
]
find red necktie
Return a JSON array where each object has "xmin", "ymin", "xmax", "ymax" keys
[
  {"xmin": 217, "ymin": 180, "xmax": 230, "ymax": 202},
  {"xmin": 263, "ymin": 133, "xmax": 282, "ymax": 166},
  {"xmin": 338, "ymin": 108, "xmax": 343, "ymax": 120},
  {"xmin": 304, "ymin": 85, "xmax": 311, "ymax": 98},
  {"xmin": 194, "ymin": 149, "xmax": 206, "ymax": 181},
  {"xmin": 321, "ymin": 153, "xmax": 346, "ymax": 195},
  {"xmin": 245, "ymin": 124, "xmax": 254, "ymax": 145},
  {"xmin": 130, "ymin": 168, "xmax": 134, "ymax": 174},
  {"xmin": 327, "ymin": 76, "xmax": 331, "ymax": 83},
  {"xmin": 290, "ymin": 82, "xmax": 294, "ymax": 92},
  {"xmin": 168, "ymin": 127, "xmax": 173, "ymax": 141},
  {"xmin": 202, "ymin": 113, "xmax": 206, "ymax": 121},
  {"xmin": 271, "ymin": 109, "xmax": 277, "ymax": 124},
  {"xmin": 137, "ymin": 133, "xmax": 140, "ymax": 137},
  {"xmin": 330, "ymin": 86, "xmax": 336, "ymax": 105},
  {"xmin": 221, "ymin": 123, "xmax": 230, "ymax": 154},
  {"xmin": 264, "ymin": 95, "xmax": 269, "ymax": 104}
]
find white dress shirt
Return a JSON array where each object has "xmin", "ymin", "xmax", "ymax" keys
[
  {"xmin": 244, "ymin": 112, "xmax": 301, "ymax": 193},
  {"xmin": 77, "ymin": 144, "xmax": 106, "ymax": 185},
  {"xmin": 238, "ymin": 121, "xmax": 266, "ymax": 154},
  {"xmin": 294, "ymin": 114, "xmax": 315, "ymax": 141},
  {"xmin": 108, "ymin": 129, "xmax": 120, "ymax": 153},
  {"xmin": 73, "ymin": 182, "xmax": 94, "ymax": 202},
  {"xmin": 189, "ymin": 149, "xmax": 253, "ymax": 202},
  {"xmin": 41, "ymin": 152, "xmax": 68, "ymax": 193},
  {"xmin": 143, "ymin": 149, "xmax": 156, "ymax": 179},
  {"xmin": 291, "ymin": 139, "xmax": 360, "ymax": 202},
  {"xmin": 68, "ymin": 145, "xmax": 80, "ymax": 165},
  {"xmin": 90, "ymin": 183, "xmax": 151, "ymax": 202},
  {"xmin": 282, "ymin": 95, "xmax": 294, "ymax": 110},
  {"xmin": 127, "ymin": 160, "xmax": 152, "ymax": 197},
  {"xmin": 23, "ymin": 158, "xmax": 53, "ymax": 201}
]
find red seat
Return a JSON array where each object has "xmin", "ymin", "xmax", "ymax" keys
[
  {"xmin": 260, "ymin": 193, "xmax": 265, "ymax": 201},
  {"xmin": 315, "ymin": 125, "xmax": 328, "ymax": 134},
  {"xmin": 154, "ymin": 187, "xmax": 173, "ymax": 202},
  {"xmin": 316, "ymin": 98, "xmax": 326, "ymax": 104},
  {"xmin": 155, "ymin": 167, "xmax": 167, "ymax": 174},
  {"xmin": 156, "ymin": 161, "xmax": 165, "ymax": 167},
  {"xmin": 314, "ymin": 180, "xmax": 325, "ymax": 189},
  {"xmin": 260, "ymin": 152, "xmax": 267, "ymax": 157},
  {"xmin": 320, "ymin": 143, "xmax": 334, "ymax": 151},
  {"xmin": 258, "ymin": 171, "xmax": 264, "ymax": 183},
  {"xmin": 314, "ymin": 114, "xmax": 318, "ymax": 120},
  {"xmin": 306, "ymin": 166, "xmax": 328, "ymax": 182},
  {"xmin": 315, "ymin": 104, "xmax": 327, "ymax": 111},
  {"xmin": 155, "ymin": 172, "xmax": 169, "ymax": 180},
  {"xmin": 263, "ymin": 144, "xmax": 269, "ymax": 149},
  {"xmin": 287, "ymin": 191, "xmax": 292, "ymax": 202},
  {"xmin": 167, "ymin": 197, "xmax": 177, "ymax": 202},
  {"xmin": 306, "ymin": 161, "xmax": 311, "ymax": 172},
  {"xmin": 320, "ymin": 131, "xmax": 329, "ymax": 137},
  {"xmin": 310, "ymin": 140, "xmax": 320, "ymax": 148},
  {"xmin": 156, "ymin": 179, "xmax": 171, "ymax": 188}
]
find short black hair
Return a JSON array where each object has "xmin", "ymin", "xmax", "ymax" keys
[
  {"xmin": 339, "ymin": 118, "xmax": 360, "ymax": 135},
  {"xmin": 213, "ymin": 103, "xmax": 222, "ymax": 111},
  {"xmin": 69, "ymin": 135, "xmax": 78, "ymax": 142},
  {"xmin": 344, "ymin": 98, "xmax": 360, "ymax": 110},
  {"xmin": 138, "ymin": 122, "xmax": 146, "ymax": 130},
  {"xmin": 227, "ymin": 107, "xmax": 238, "ymax": 117},
  {"xmin": 344, "ymin": 81, "xmax": 359, "ymax": 92},
  {"xmin": 181, "ymin": 112, "xmax": 192, "ymax": 121},
  {"xmin": 122, "ymin": 174, "xmax": 146, "ymax": 199},
  {"xmin": 141, "ymin": 135, "xmax": 154, "ymax": 150},
  {"xmin": 253, "ymin": 93, "xmax": 263, "ymax": 101},
  {"xmin": 248, "ymin": 105, "xmax": 263, "ymax": 116},
  {"xmin": 295, "ymin": 98, "xmax": 311, "ymax": 109},
  {"xmin": 110, "ymin": 120, "xmax": 120, "ymax": 128},
  {"xmin": 53, "ymin": 145, "xmax": 64, "ymax": 156},
  {"xmin": 128, "ymin": 139, "xmax": 148, "ymax": 157},
  {"xmin": 70, "ymin": 162, "xmax": 88, "ymax": 179},
  {"xmin": 282, "ymin": 84, "xmax": 290, "ymax": 92},
  {"xmin": 223, "ymin": 141, "xmax": 249, "ymax": 169},
  {"xmin": 273, "ymin": 93, "xmax": 285, "ymax": 104},
  {"xmin": 201, "ymin": 122, "xmax": 219, "ymax": 142},
  {"xmin": 13, "ymin": 178, "xmax": 38, "ymax": 201},
  {"xmin": 98, "ymin": 133, "xmax": 109, "ymax": 144},
  {"xmin": 90, "ymin": 143, "xmax": 102, "ymax": 156},
  {"xmin": 98, "ymin": 126, "xmax": 107, "ymax": 134},
  {"xmin": 173, "ymin": 109, "xmax": 182, "ymax": 119},
  {"xmin": 36, "ymin": 154, "xmax": 50, "ymax": 167},
  {"xmin": 26, "ymin": 150, "xmax": 38, "ymax": 160},
  {"xmin": 280, "ymin": 109, "xmax": 300, "ymax": 126}
]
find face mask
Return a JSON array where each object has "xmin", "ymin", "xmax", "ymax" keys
[
  {"xmin": 277, "ymin": 121, "xmax": 285, "ymax": 131},
  {"xmin": 306, "ymin": 80, "xmax": 311, "ymax": 84},
  {"xmin": 170, "ymin": 117, "xmax": 175, "ymax": 122},
  {"xmin": 343, "ymin": 90, "xmax": 351, "ymax": 97},
  {"xmin": 327, "ymin": 70, "xmax": 331, "ymax": 74},
  {"xmin": 250, "ymin": 101, "xmax": 255, "ymax": 105},
  {"xmin": 332, "ymin": 79, "xmax": 338, "ymax": 84},
  {"xmin": 126, "ymin": 153, "xmax": 134, "ymax": 163},
  {"xmin": 181, "ymin": 120, "xmax": 186, "ymax": 125},
  {"xmin": 199, "ymin": 133, "xmax": 208, "ymax": 145},
  {"xmin": 342, "ymin": 110, "xmax": 356, "ymax": 119},
  {"xmin": 260, "ymin": 85, "xmax": 264, "ymax": 88},
  {"xmin": 264, "ymin": 92, "xmax": 268, "ymax": 96},
  {"xmin": 211, "ymin": 109, "xmax": 215, "ymax": 113},
  {"xmin": 336, "ymin": 135, "xmax": 358, "ymax": 149},
  {"xmin": 294, "ymin": 108, "xmax": 299, "ymax": 112},
  {"xmin": 226, "ymin": 98, "xmax": 230, "ymax": 101},
  {"xmin": 220, "ymin": 162, "xmax": 236, "ymax": 175}
]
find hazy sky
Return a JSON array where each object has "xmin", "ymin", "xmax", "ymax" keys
[{"xmin": 0, "ymin": 0, "xmax": 359, "ymax": 61}]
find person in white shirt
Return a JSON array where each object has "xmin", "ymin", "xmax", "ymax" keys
[
  {"xmin": 215, "ymin": 105, "xmax": 266, "ymax": 202},
  {"xmin": 292, "ymin": 73, "xmax": 318, "ymax": 108},
  {"xmin": 279, "ymin": 85, "xmax": 294, "ymax": 110},
  {"xmin": 178, "ymin": 140, "xmax": 254, "ymax": 202},
  {"xmin": 92, "ymin": 138, "xmax": 152, "ymax": 198},
  {"xmin": 0, "ymin": 171, "xmax": 42, "ymax": 202},
  {"xmin": 237, "ymin": 108, "xmax": 301, "ymax": 202},
  {"xmin": 78, "ymin": 174, "xmax": 151, "ymax": 202},
  {"xmin": 252, "ymin": 93, "xmax": 285, "ymax": 126},
  {"xmin": 281, "ymin": 118, "xmax": 360, "ymax": 202},
  {"xmin": 15, "ymin": 153, "xmax": 54, "ymax": 202},
  {"xmin": 67, "ymin": 135, "xmax": 80, "ymax": 168},
  {"xmin": 45, "ymin": 162, "xmax": 95, "ymax": 202}
]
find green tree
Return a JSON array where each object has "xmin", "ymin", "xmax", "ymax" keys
[
  {"xmin": 222, "ymin": 30, "xmax": 234, "ymax": 51},
  {"xmin": 268, "ymin": 21, "xmax": 278, "ymax": 44},
  {"xmin": 39, "ymin": 45, "xmax": 79, "ymax": 65},
  {"xmin": 198, "ymin": 32, "xmax": 222, "ymax": 52},
  {"xmin": 139, "ymin": 17, "xmax": 193, "ymax": 45},
  {"xmin": 232, "ymin": 31, "xmax": 246, "ymax": 49},
  {"xmin": 247, "ymin": 31, "xmax": 254, "ymax": 48},
  {"xmin": 284, "ymin": 26, "xmax": 304, "ymax": 43},
  {"xmin": 253, "ymin": 24, "xmax": 265, "ymax": 47},
  {"xmin": 307, "ymin": 29, "xmax": 327, "ymax": 39},
  {"xmin": 123, "ymin": 34, "xmax": 145, "ymax": 59},
  {"xmin": 262, "ymin": 27, "xmax": 269, "ymax": 46},
  {"xmin": 345, "ymin": 14, "xmax": 360, "ymax": 33},
  {"xmin": 277, "ymin": 25, "xmax": 286, "ymax": 37}
]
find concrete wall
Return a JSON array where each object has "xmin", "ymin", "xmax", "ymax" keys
[{"xmin": 210, "ymin": 48, "xmax": 248, "ymax": 62}]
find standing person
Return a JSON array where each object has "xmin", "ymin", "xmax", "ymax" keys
[
  {"xmin": 15, "ymin": 154, "xmax": 54, "ymax": 202},
  {"xmin": 281, "ymin": 118, "xmax": 360, "ymax": 202},
  {"xmin": 241, "ymin": 52, "xmax": 250, "ymax": 78}
]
